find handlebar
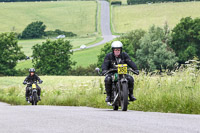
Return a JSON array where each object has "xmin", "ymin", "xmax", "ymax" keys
[{"xmin": 103, "ymin": 68, "xmax": 139, "ymax": 76}]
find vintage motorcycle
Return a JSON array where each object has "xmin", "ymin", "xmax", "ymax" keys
[
  {"xmin": 24, "ymin": 81, "xmax": 41, "ymax": 105},
  {"xmin": 96, "ymin": 64, "xmax": 138, "ymax": 111}
]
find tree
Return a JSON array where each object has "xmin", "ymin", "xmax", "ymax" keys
[
  {"xmin": 32, "ymin": 39, "xmax": 76, "ymax": 75},
  {"xmin": 0, "ymin": 33, "xmax": 26, "ymax": 75},
  {"xmin": 136, "ymin": 25, "xmax": 178, "ymax": 72},
  {"xmin": 171, "ymin": 17, "xmax": 200, "ymax": 63},
  {"xmin": 119, "ymin": 29, "xmax": 146, "ymax": 59},
  {"xmin": 21, "ymin": 21, "xmax": 46, "ymax": 39}
]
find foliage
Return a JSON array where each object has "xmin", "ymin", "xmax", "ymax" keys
[
  {"xmin": 119, "ymin": 29, "xmax": 146, "ymax": 59},
  {"xmin": 111, "ymin": 0, "xmax": 122, "ymax": 5},
  {"xmin": 21, "ymin": 21, "xmax": 46, "ymax": 39},
  {"xmin": 32, "ymin": 39, "xmax": 75, "ymax": 75},
  {"xmin": 68, "ymin": 64, "xmax": 98, "ymax": 76},
  {"xmin": 171, "ymin": 17, "xmax": 200, "ymax": 64},
  {"xmin": 0, "ymin": 32, "xmax": 26, "ymax": 76},
  {"xmin": 45, "ymin": 29, "xmax": 77, "ymax": 38},
  {"xmin": 136, "ymin": 25, "xmax": 178, "ymax": 72}
]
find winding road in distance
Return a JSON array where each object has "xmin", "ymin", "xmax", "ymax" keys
[
  {"xmin": 0, "ymin": 102, "xmax": 200, "ymax": 133},
  {"xmin": 72, "ymin": 0, "xmax": 117, "ymax": 51}
]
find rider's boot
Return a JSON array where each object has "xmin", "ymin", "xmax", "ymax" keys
[
  {"xmin": 105, "ymin": 88, "xmax": 111, "ymax": 102},
  {"xmin": 37, "ymin": 88, "xmax": 41, "ymax": 101},
  {"xmin": 129, "ymin": 88, "xmax": 136, "ymax": 101},
  {"xmin": 25, "ymin": 88, "xmax": 29, "ymax": 101}
]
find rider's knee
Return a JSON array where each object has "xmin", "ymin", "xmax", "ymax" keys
[{"xmin": 104, "ymin": 75, "xmax": 112, "ymax": 85}]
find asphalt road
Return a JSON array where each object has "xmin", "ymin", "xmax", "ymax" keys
[
  {"xmin": 0, "ymin": 102, "xmax": 200, "ymax": 133},
  {"xmin": 73, "ymin": 0, "xmax": 116, "ymax": 51}
]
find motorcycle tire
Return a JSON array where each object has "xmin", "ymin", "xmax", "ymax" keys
[{"xmin": 121, "ymin": 83, "xmax": 128, "ymax": 111}]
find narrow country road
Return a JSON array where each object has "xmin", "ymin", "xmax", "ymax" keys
[
  {"xmin": 0, "ymin": 102, "xmax": 200, "ymax": 133},
  {"xmin": 73, "ymin": 0, "xmax": 116, "ymax": 51}
]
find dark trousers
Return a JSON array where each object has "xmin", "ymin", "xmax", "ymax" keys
[
  {"xmin": 25, "ymin": 85, "xmax": 41, "ymax": 97},
  {"xmin": 104, "ymin": 74, "xmax": 134, "ymax": 94}
]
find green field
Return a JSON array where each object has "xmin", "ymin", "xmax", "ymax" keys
[
  {"xmin": 0, "ymin": 68, "xmax": 200, "ymax": 114},
  {"xmin": 112, "ymin": 2, "xmax": 200, "ymax": 33},
  {"xmin": 18, "ymin": 37, "xmax": 100, "ymax": 56},
  {"xmin": 72, "ymin": 43, "xmax": 105, "ymax": 67},
  {"xmin": 0, "ymin": 1, "xmax": 97, "ymax": 35},
  {"xmin": 16, "ymin": 37, "xmax": 104, "ymax": 70}
]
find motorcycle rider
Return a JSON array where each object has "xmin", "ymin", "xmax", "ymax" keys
[
  {"xmin": 23, "ymin": 68, "xmax": 43, "ymax": 101},
  {"xmin": 102, "ymin": 41, "xmax": 139, "ymax": 102}
]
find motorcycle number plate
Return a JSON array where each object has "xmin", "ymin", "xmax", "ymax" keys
[
  {"xmin": 118, "ymin": 64, "xmax": 127, "ymax": 74},
  {"xmin": 32, "ymin": 84, "xmax": 36, "ymax": 89}
]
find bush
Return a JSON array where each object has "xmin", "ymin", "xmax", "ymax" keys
[
  {"xmin": 111, "ymin": 1, "xmax": 122, "ymax": 5},
  {"xmin": 0, "ymin": 32, "xmax": 26, "ymax": 76},
  {"xmin": 32, "ymin": 39, "xmax": 75, "ymax": 75},
  {"xmin": 45, "ymin": 29, "xmax": 77, "ymax": 38},
  {"xmin": 21, "ymin": 21, "xmax": 46, "ymax": 39}
]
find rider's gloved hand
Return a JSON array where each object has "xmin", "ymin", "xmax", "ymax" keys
[
  {"xmin": 39, "ymin": 80, "xmax": 43, "ymax": 84},
  {"xmin": 23, "ymin": 81, "xmax": 27, "ymax": 85},
  {"xmin": 135, "ymin": 70, "xmax": 139, "ymax": 75},
  {"xmin": 102, "ymin": 70, "xmax": 107, "ymax": 75}
]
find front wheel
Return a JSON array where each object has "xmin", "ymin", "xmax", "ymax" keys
[
  {"xmin": 112, "ymin": 90, "xmax": 119, "ymax": 111},
  {"xmin": 32, "ymin": 92, "xmax": 38, "ymax": 105},
  {"xmin": 121, "ymin": 83, "xmax": 128, "ymax": 111}
]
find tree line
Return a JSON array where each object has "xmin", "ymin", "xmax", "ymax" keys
[{"xmin": 1, "ymin": 17, "xmax": 200, "ymax": 76}]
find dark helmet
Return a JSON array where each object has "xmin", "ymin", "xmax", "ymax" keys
[{"xmin": 29, "ymin": 68, "xmax": 35, "ymax": 73}]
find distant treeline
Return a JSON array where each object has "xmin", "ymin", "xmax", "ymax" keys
[
  {"xmin": 127, "ymin": 0, "xmax": 200, "ymax": 5},
  {"xmin": 0, "ymin": 0, "xmax": 56, "ymax": 2}
]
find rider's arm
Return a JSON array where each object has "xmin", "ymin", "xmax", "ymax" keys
[
  {"xmin": 101, "ymin": 53, "xmax": 111, "ymax": 74},
  {"xmin": 23, "ymin": 76, "xmax": 29, "ymax": 84},
  {"xmin": 35, "ymin": 74, "xmax": 43, "ymax": 83},
  {"xmin": 124, "ymin": 52, "xmax": 138, "ymax": 70}
]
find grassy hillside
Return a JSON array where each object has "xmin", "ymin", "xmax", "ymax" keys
[
  {"xmin": 0, "ymin": 69, "xmax": 200, "ymax": 114},
  {"xmin": 112, "ymin": 2, "xmax": 200, "ymax": 33},
  {"xmin": 0, "ymin": 1, "xmax": 97, "ymax": 36},
  {"xmin": 16, "ymin": 41, "xmax": 105, "ymax": 70},
  {"xmin": 18, "ymin": 37, "xmax": 99, "ymax": 57}
]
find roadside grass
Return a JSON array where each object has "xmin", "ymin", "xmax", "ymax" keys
[
  {"xmin": 0, "ymin": 1, "xmax": 96, "ymax": 36},
  {"xmin": 0, "ymin": 69, "xmax": 200, "ymax": 114},
  {"xmin": 112, "ymin": 2, "xmax": 200, "ymax": 33}
]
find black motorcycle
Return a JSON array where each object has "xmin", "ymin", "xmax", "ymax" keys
[
  {"xmin": 24, "ymin": 81, "xmax": 41, "ymax": 105},
  {"xmin": 96, "ymin": 64, "xmax": 138, "ymax": 111}
]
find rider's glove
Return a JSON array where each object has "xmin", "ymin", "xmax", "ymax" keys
[
  {"xmin": 135, "ymin": 70, "xmax": 139, "ymax": 75},
  {"xmin": 23, "ymin": 81, "xmax": 27, "ymax": 85},
  {"xmin": 102, "ymin": 70, "xmax": 107, "ymax": 75},
  {"xmin": 39, "ymin": 80, "xmax": 43, "ymax": 84}
]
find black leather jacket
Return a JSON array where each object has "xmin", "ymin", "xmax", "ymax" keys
[
  {"xmin": 102, "ymin": 52, "xmax": 138, "ymax": 73},
  {"xmin": 23, "ymin": 74, "xmax": 42, "ymax": 84}
]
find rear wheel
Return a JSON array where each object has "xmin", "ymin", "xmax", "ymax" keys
[{"xmin": 121, "ymin": 83, "xmax": 128, "ymax": 111}]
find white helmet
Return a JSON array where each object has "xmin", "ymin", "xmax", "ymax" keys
[{"xmin": 111, "ymin": 41, "xmax": 123, "ymax": 49}]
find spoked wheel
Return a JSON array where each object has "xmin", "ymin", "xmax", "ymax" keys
[
  {"xmin": 32, "ymin": 92, "xmax": 38, "ymax": 105},
  {"xmin": 121, "ymin": 83, "xmax": 128, "ymax": 111},
  {"xmin": 112, "ymin": 90, "xmax": 119, "ymax": 111}
]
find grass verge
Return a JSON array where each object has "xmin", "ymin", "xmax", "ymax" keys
[{"xmin": 0, "ymin": 69, "xmax": 200, "ymax": 114}]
